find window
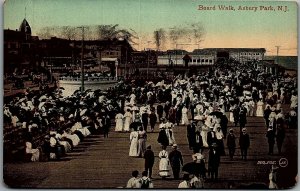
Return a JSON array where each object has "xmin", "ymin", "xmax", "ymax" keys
[
  {"xmin": 201, "ymin": 59, "xmax": 204, "ymax": 62},
  {"xmin": 209, "ymin": 60, "xmax": 212, "ymax": 63},
  {"xmin": 205, "ymin": 59, "xmax": 208, "ymax": 62}
]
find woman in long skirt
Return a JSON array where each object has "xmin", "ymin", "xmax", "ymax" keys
[
  {"xmin": 25, "ymin": 142, "xmax": 40, "ymax": 162},
  {"xmin": 115, "ymin": 112, "xmax": 124, "ymax": 132},
  {"xmin": 229, "ymin": 105, "xmax": 235, "ymax": 123},
  {"xmin": 124, "ymin": 109, "xmax": 132, "ymax": 132},
  {"xmin": 256, "ymin": 100, "xmax": 264, "ymax": 117},
  {"xmin": 200, "ymin": 124, "xmax": 209, "ymax": 148},
  {"xmin": 166, "ymin": 124, "xmax": 176, "ymax": 146},
  {"xmin": 137, "ymin": 126, "xmax": 147, "ymax": 157},
  {"xmin": 181, "ymin": 106, "xmax": 189, "ymax": 125},
  {"xmin": 129, "ymin": 128, "xmax": 139, "ymax": 157},
  {"xmin": 158, "ymin": 146, "xmax": 170, "ymax": 179}
]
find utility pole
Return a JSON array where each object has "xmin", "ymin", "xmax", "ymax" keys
[
  {"xmin": 275, "ymin": 46, "xmax": 280, "ymax": 64},
  {"xmin": 275, "ymin": 46, "xmax": 280, "ymax": 76},
  {"xmin": 78, "ymin": 26, "xmax": 85, "ymax": 93},
  {"xmin": 147, "ymin": 41, "xmax": 151, "ymax": 80}
]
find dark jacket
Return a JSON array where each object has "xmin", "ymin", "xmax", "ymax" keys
[
  {"xmin": 142, "ymin": 113, "xmax": 149, "ymax": 124},
  {"xmin": 239, "ymin": 108, "xmax": 247, "ymax": 125},
  {"xmin": 207, "ymin": 131, "xmax": 217, "ymax": 147},
  {"xmin": 195, "ymin": 131, "xmax": 203, "ymax": 149},
  {"xmin": 226, "ymin": 133, "xmax": 236, "ymax": 148},
  {"xmin": 157, "ymin": 104, "xmax": 164, "ymax": 116},
  {"xmin": 208, "ymin": 148, "xmax": 220, "ymax": 168},
  {"xmin": 149, "ymin": 113, "xmax": 157, "ymax": 126},
  {"xmin": 266, "ymin": 130, "xmax": 275, "ymax": 144},
  {"xmin": 169, "ymin": 150, "xmax": 183, "ymax": 167},
  {"xmin": 157, "ymin": 129, "xmax": 169, "ymax": 146},
  {"xmin": 187, "ymin": 124, "xmax": 196, "ymax": 147},
  {"xmin": 144, "ymin": 149, "xmax": 155, "ymax": 167},
  {"xmin": 239, "ymin": 133, "xmax": 250, "ymax": 149}
]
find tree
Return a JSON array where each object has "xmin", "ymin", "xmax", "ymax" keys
[
  {"xmin": 59, "ymin": 26, "xmax": 77, "ymax": 40},
  {"xmin": 167, "ymin": 22, "xmax": 205, "ymax": 49},
  {"xmin": 37, "ymin": 27, "xmax": 57, "ymax": 39},
  {"xmin": 153, "ymin": 29, "xmax": 166, "ymax": 51},
  {"xmin": 96, "ymin": 24, "xmax": 138, "ymax": 45}
]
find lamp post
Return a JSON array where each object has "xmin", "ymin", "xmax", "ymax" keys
[
  {"xmin": 77, "ymin": 26, "xmax": 85, "ymax": 93},
  {"xmin": 147, "ymin": 41, "xmax": 151, "ymax": 80},
  {"xmin": 115, "ymin": 60, "xmax": 118, "ymax": 80}
]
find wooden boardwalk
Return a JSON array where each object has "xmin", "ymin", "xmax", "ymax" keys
[{"xmin": 3, "ymin": 112, "xmax": 298, "ymax": 189}]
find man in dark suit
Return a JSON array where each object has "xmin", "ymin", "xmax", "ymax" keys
[
  {"xmin": 266, "ymin": 127, "xmax": 275, "ymax": 155},
  {"xmin": 220, "ymin": 113, "xmax": 228, "ymax": 138},
  {"xmin": 102, "ymin": 113, "xmax": 111, "ymax": 138},
  {"xmin": 168, "ymin": 144, "xmax": 184, "ymax": 180},
  {"xmin": 208, "ymin": 143, "xmax": 220, "ymax": 181},
  {"xmin": 143, "ymin": 145, "xmax": 155, "ymax": 178},
  {"xmin": 157, "ymin": 104, "xmax": 164, "ymax": 122},
  {"xmin": 149, "ymin": 110, "xmax": 157, "ymax": 132},
  {"xmin": 239, "ymin": 128, "xmax": 250, "ymax": 160},
  {"xmin": 264, "ymin": 106, "xmax": 271, "ymax": 127},
  {"xmin": 207, "ymin": 127, "xmax": 217, "ymax": 148},
  {"xmin": 187, "ymin": 123, "xmax": 196, "ymax": 150},
  {"xmin": 239, "ymin": 105, "xmax": 247, "ymax": 133},
  {"xmin": 141, "ymin": 110, "xmax": 149, "ymax": 131}
]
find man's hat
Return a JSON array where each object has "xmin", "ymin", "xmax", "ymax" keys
[
  {"xmin": 242, "ymin": 128, "xmax": 247, "ymax": 132},
  {"xmin": 172, "ymin": 144, "xmax": 178, "ymax": 148}
]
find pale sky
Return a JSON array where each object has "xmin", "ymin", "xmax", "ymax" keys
[{"xmin": 3, "ymin": 0, "xmax": 298, "ymax": 55}]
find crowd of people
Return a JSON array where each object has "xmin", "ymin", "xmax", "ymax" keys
[
  {"xmin": 3, "ymin": 59, "xmax": 297, "ymax": 188},
  {"xmin": 122, "ymin": 60, "xmax": 297, "ymax": 188}
]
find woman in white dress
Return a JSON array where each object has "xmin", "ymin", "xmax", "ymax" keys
[
  {"xmin": 229, "ymin": 105, "xmax": 235, "ymax": 122},
  {"xmin": 181, "ymin": 106, "xmax": 189, "ymax": 125},
  {"xmin": 62, "ymin": 129, "xmax": 80, "ymax": 147},
  {"xmin": 71, "ymin": 121, "xmax": 91, "ymax": 137},
  {"xmin": 56, "ymin": 133, "xmax": 72, "ymax": 153},
  {"xmin": 290, "ymin": 94, "xmax": 298, "ymax": 108},
  {"xmin": 201, "ymin": 124, "xmax": 209, "ymax": 148},
  {"xmin": 115, "ymin": 112, "xmax": 124, "ymax": 132},
  {"xmin": 137, "ymin": 127, "xmax": 147, "ymax": 157},
  {"xmin": 158, "ymin": 146, "xmax": 170, "ymax": 178},
  {"xmin": 165, "ymin": 123, "xmax": 176, "ymax": 146},
  {"xmin": 124, "ymin": 109, "xmax": 133, "ymax": 132},
  {"xmin": 256, "ymin": 100, "xmax": 264, "ymax": 117},
  {"xmin": 130, "ymin": 93, "xmax": 136, "ymax": 105},
  {"xmin": 129, "ymin": 128, "xmax": 139, "ymax": 157},
  {"xmin": 25, "ymin": 142, "xmax": 40, "ymax": 162}
]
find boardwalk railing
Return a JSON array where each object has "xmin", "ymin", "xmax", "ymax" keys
[{"xmin": 59, "ymin": 76, "xmax": 117, "ymax": 81}]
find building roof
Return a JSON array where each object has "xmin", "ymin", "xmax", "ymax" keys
[
  {"xmin": 4, "ymin": 29, "xmax": 25, "ymax": 41},
  {"xmin": 19, "ymin": 18, "xmax": 31, "ymax": 35},
  {"xmin": 264, "ymin": 56, "xmax": 298, "ymax": 70},
  {"xmin": 192, "ymin": 48, "xmax": 266, "ymax": 54}
]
